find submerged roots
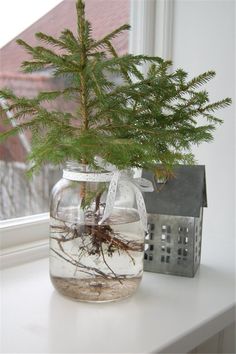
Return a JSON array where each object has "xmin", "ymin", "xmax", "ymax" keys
[{"xmin": 50, "ymin": 216, "xmax": 144, "ymax": 282}]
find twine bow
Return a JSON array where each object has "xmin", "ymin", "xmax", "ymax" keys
[
  {"xmin": 63, "ymin": 157, "xmax": 154, "ymax": 232},
  {"xmin": 95, "ymin": 157, "xmax": 154, "ymax": 232}
]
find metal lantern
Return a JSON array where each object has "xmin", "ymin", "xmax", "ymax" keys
[{"xmin": 142, "ymin": 165, "xmax": 207, "ymax": 277}]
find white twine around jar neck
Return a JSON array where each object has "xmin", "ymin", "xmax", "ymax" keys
[
  {"xmin": 62, "ymin": 158, "xmax": 154, "ymax": 232},
  {"xmin": 62, "ymin": 170, "xmax": 114, "ymax": 183}
]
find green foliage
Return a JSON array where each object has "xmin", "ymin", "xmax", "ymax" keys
[{"xmin": 0, "ymin": 0, "xmax": 231, "ymax": 174}]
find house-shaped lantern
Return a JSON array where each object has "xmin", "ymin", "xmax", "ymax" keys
[{"xmin": 142, "ymin": 165, "xmax": 207, "ymax": 277}]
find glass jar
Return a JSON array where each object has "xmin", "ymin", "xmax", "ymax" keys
[{"xmin": 50, "ymin": 162, "xmax": 145, "ymax": 302}]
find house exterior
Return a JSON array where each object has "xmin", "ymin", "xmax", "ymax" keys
[
  {"xmin": 0, "ymin": 0, "xmax": 129, "ymax": 161},
  {"xmin": 0, "ymin": 0, "xmax": 129, "ymax": 219}
]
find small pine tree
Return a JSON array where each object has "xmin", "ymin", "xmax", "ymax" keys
[{"xmin": 0, "ymin": 0, "xmax": 231, "ymax": 175}]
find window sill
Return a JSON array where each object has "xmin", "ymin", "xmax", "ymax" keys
[
  {"xmin": 1, "ymin": 233, "xmax": 235, "ymax": 353},
  {"xmin": 0, "ymin": 213, "xmax": 49, "ymax": 269}
]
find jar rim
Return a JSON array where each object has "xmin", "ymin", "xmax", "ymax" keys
[
  {"xmin": 65, "ymin": 160, "xmax": 107, "ymax": 173},
  {"xmin": 64, "ymin": 161, "xmax": 134, "ymax": 178}
]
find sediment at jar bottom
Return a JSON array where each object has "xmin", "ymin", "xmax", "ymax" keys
[
  {"xmin": 50, "ymin": 275, "xmax": 142, "ymax": 302},
  {"xmin": 50, "ymin": 208, "xmax": 144, "ymax": 301}
]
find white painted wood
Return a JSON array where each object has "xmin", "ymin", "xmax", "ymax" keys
[
  {"xmin": 222, "ymin": 322, "xmax": 236, "ymax": 354},
  {"xmin": 0, "ymin": 213, "xmax": 49, "ymax": 249},
  {"xmin": 193, "ymin": 332, "xmax": 221, "ymax": 353},
  {"xmin": 129, "ymin": 0, "xmax": 174, "ymax": 75},
  {"xmin": 217, "ymin": 330, "xmax": 225, "ymax": 354},
  {"xmin": 0, "ymin": 213, "xmax": 49, "ymax": 269},
  {"xmin": 129, "ymin": 0, "xmax": 156, "ymax": 56},
  {"xmin": 154, "ymin": 0, "xmax": 174, "ymax": 59},
  {"xmin": 189, "ymin": 322, "xmax": 236, "ymax": 354},
  {"xmin": 129, "ymin": 0, "xmax": 174, "ymax": 58},
  {"xmin": 1, "ymin": 232, "xmax": 235, "ymax": 353},
  {"xmin": 0, "ymin": 239, "xmax": 48, "ymax": 269},
  {"xmin": 129, "ymin": 0, "xmax": 156, "ymax": 75}
]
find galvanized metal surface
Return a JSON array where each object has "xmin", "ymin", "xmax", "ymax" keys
[
  {"xmin": 142, "ymin": 165, "xmax": 207, "ymax": 218},
  {"xmin": 144, "ymin": 209, "xmax": 203, "ymax": 277}
]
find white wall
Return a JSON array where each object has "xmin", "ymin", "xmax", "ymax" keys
[{"xmin": 171, "ymin": 0, "xmax": 235, "ymax": 239}]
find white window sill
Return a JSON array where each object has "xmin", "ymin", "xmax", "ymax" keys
[
  {"xmin": 1, "ymin": 233, "xmax": 235, "ymax": 353},
  {"xmin": 0, "ymin": 213, "xmax": 49, "ymax": 268}
]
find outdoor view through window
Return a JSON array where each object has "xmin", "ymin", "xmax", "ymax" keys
[{"xmin": 0, "ymin": 0, "xmax": 130, "ymax": 220}]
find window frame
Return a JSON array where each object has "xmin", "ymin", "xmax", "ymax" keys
[
  {"xmin": 0, "ymin": 213, "xmax": 49, "ymax": 268},
  {"xmin": 0, "ymin": 0, "xmax": 174, "ymax": 269},
  {"xmin": 129, "ymin": 0, "xmax": 174, "ymax": 58}
]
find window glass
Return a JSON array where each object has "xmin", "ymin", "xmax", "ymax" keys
[{"xmin": 0, "ymin": 0, "xmax": 130, "ymax": 220}]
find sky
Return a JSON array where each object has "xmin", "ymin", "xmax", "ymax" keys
[{"xmin": 0, "ymin": 0, "xmax": 62, "ymax": 48}]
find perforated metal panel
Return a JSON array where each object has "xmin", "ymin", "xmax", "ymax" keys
[{"xmin": 144, "ymin": 208, "xmax": 203, "ymax": 277}]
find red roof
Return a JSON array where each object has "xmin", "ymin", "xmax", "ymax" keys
[
  {"xmin": 0, "ymin": 0, "xmax": 129, "ymax": 162},
  {"xmin": 0, "ymin": 107, "xmax": 27, "ymax": 162},
  {"xmin": 0, "ymin": 0, "xmax": 129, "ymax": 74}
]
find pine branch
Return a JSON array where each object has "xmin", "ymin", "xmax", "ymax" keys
[
  {"xmin": 0, "ymin": 0, "xmax": 231, "ymax": 173},
  {"xmin": 89, "ymin": 24, "xmax": 130, "ymax": 51},
  {"xmin": 185, "ymin": 71, "xmax": 216, "ymax": 89},
  {"xmin": 0, "ymin": 88, "xmax": 17, "ymax": 100},
  {"xmin": 17, "ymin": 39, "xmax": 81, "ymax": 72},
  {"xmin": 59, "ymin": 29, "xmax": 80, "ymax": 52},
  {"xmin": 20, "ymin": 60, "xmax": 51, "ymax": 73},
  {"xmin": 35, "ymin": 32, "xmax": 67, "ymax": 50},
  {"xmin": 200, "ymin": 98, "xmax": 232, "ymax": 113},
  {"xmin": 36, "ymin": 87, "xmax": 79, "ymax": 102},
  {"xmin": 76, "ymin": 0, "xmax": 89, "ymax": 132}
]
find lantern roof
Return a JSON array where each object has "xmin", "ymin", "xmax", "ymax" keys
[{"xmin": 142, "ymin": 165, "xmax": 207, "ymax": 218}]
